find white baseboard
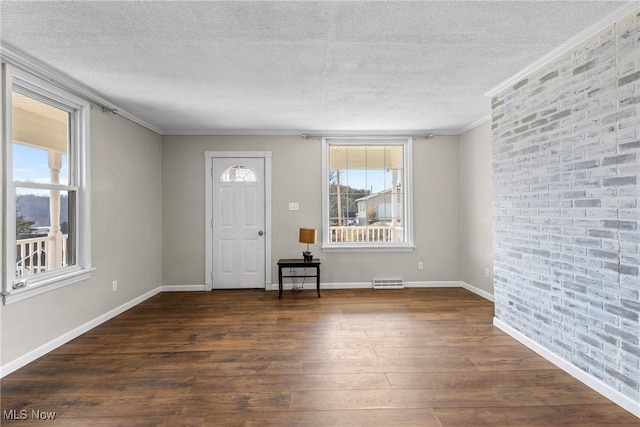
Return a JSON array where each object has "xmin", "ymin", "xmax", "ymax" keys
[
  {"xmin": 270, "ymin": 281, "xmax": 462, "ymax": 292},
  {"xmin": 460, "ymin": 281, "xmax": 494, "ymax": 302},
  {"xmin": 405, "ymin": 280, "xmax": 462, "ymax": 288},
  {"xmin": 160, "ymin": 284, "xmax": 206, "ymax": 292},
  {"xmin": 0, "ymin": 286, "xmax": 162, "ymax": 378},
  {"xmin": 162, "ymin": 282, "xmax": 492, "ymax": 298},
  {"xmin": 494, "ymin": 318, "xmax": 640, "ymax": 418},
  {"xmin": 321, "ymin": 282, "xmax": 372, "ymax": 290},
  {"xmin": 269, "ymin": 280, "xmax": 495, "ymax": 303},
  {"xmin": 269, "ymin": 281, "xmax": 370, "ymax": 291}
]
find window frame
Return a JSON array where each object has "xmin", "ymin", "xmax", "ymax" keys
[
  {"xmin": 321, "ymin": 137, "xmax": 414, "ymax": 252},
  {"xmin": 2, "ymin": 64, "xmax": 92, "ymax": 305}
]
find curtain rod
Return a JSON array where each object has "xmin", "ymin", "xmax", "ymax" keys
[{"xmin": 301, "ymin": 133, "xmax": 435, "ymax": 140}]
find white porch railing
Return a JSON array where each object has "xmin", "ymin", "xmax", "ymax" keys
[
  {"xmin": 329, "ymin": 225, "xmax": 404, "ymax": 243},
  {"xmin": 16, "ymin": 235, "xmax": 68, "ymax": 278}
]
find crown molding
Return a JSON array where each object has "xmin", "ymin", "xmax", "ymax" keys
[
  {"xmin": 0, "ymin": 45, "xmax": 162, "ymax": 135},
  {"xmin": 162, "ymin": 129, "xmax": 308, "ymax": 136},
  {"xmin": 162, "ymin": 129, "xmax": 455, "ymax": 137},
  {"xmin": 486, "ymin": 1, "xmax": 639, "ymax": 97},
  {"xmin": 457, "ymin": 115, "xmax": 491, "ymax": 135}
]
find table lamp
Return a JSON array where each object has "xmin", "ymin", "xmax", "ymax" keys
[{"xmin": 299, "ymin": 228, "xmax": 317, "ymax": 262}]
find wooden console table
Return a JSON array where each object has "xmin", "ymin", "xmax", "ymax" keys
[{"xmin": 277, "ymin": 259, "xmax": 321, "ymax": 298}]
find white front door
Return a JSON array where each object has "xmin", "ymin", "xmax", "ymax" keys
[{"xmin": 211, "ymin": 157, "xmax": 266, "ymax": 289}]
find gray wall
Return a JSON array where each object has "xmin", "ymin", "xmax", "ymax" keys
[
  {"xmin": 0, "ymin": 106, "xmax": 163, "ymax": 366},
  {"xmin": 492, "ymin": 10, "xmax": 639, "ymax": 402},
  {"xmin": 162, "ymin": 135, "xmax": 461, "ymax": 286},
  {"xmin": 460, "ymin": 121, "xmax": 494, "ymax": 294}
]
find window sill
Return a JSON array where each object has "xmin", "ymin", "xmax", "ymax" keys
[
  {"xmin": 2, "ymin": 267, "xmax": 95, "ymax": 305},
  {"xmin": 321, "ymin": 244, "xmax": 415, "ymax": 253}
]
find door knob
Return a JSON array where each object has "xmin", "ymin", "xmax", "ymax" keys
[{"xmin": 258, "ymin": 230, "xmax": 264, "ymax": 236}]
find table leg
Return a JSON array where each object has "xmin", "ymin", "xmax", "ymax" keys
[
  {"xmin": 316, "ymin": 265, "xmax": 321, "ymax": 298},
  {"xmin": 278, "ymin": 266, "xmax": 283, "ymax": 298}
]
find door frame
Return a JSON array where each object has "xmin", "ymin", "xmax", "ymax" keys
[{"xmin": 204, "ymin": 151, "xmax": 272, "ymax": 291}]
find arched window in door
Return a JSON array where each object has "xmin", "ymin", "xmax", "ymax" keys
[{"xmin": 220, "ymin": 165, "xmax": 257, "ymax": 183}]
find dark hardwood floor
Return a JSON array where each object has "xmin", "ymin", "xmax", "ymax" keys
[{"xmin": 1, "ymin": 288, "xmax": 637, "ymax": 426}]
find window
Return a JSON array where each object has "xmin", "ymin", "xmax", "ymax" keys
[
  {"xmin": 220, "ymin": 165, "xmax": 257, "ymax": 182},
  {"xmin": 322, "ymin": 138, "xmax": 413, "ymax": 251},
  {"xmin": 3, "ymin": 65, "xmax": 92, "ymax": 304}
]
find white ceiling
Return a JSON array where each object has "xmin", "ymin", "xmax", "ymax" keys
[{"xmin": 0, "ymin": 1, "xmax": 631, "ymax": 135}]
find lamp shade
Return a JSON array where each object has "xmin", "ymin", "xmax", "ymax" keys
[{"xmin": 299, "ymin": 228, "xmax": 317, "ymax": 244}]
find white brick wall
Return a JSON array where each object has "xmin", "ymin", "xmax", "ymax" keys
[{"xmin": 492, "ymin": 10, "xmax": 639, "ymax": 402}]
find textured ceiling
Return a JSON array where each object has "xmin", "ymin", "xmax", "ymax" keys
[{"xmin": 0, "ymin": 1, "xmax": 631, "ymax": 134}]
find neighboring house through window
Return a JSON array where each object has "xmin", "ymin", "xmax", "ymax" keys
[
  {"xmin": 321, "ymin": 137, "xmax": 414, "ymax": 251},
  {"xmin": 3, "ymin": 65, "xmax": 92, "ymax": 304}
]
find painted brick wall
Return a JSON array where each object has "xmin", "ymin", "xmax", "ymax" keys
[{"xmin": 491, "ymin": 9, "xmax": 639, "ymax": 403}]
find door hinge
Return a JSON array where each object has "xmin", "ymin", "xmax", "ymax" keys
[
  {"xmin": 211, "ymin": 167, "xmax": 214, "ymax": 177},
  {"xmin": 211, "ymin": 219, "xmax": 214, "ymax": 228}
]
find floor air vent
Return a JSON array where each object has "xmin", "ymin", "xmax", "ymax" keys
[{"xmin": 372, "ymin": 279, "xmax": 404, "ymax": 289}]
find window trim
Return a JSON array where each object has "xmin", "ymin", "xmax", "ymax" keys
[
  {"xmin": 321, "ymin": 137, "xmax": 414, "ymax": 252},
  {"xmin": 2, "ymin": 64, "xmax": 93, "ymax": 305}
]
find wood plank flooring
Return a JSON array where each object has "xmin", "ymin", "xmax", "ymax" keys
[{"xmin": 1, "ymin": 288, "xmax": 637, "ymax": 426}]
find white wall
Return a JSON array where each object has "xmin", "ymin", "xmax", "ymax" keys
[
  {"xmin": 0, "ymin": 105, "xmax": 162, "ymax": 367},
  {"xmin": 491, "ymin": 8, "xmax": 639, "ymax": 411},
  {"xmin": 162, "ymin": 135, "xmax": 461, "ymax": 287},
  {"xmin": 459, "ymin": 121, "xmax": 494, "ymax": 294}
]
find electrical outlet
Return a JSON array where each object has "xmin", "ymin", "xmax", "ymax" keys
[
  {"xmin": 288, "ymin": 202, "xmax": 300, "ymax": 211},
  {"xmin": 112, "ymin": 280, "xmax": 118, "ymax": 292},
  {"xmin": 484, "ymin": 268, "xmax": 490, "ymax": 278},
  {"xmin": 418, "ymin": 261, "xmax": 424, "ymax": 270}
]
